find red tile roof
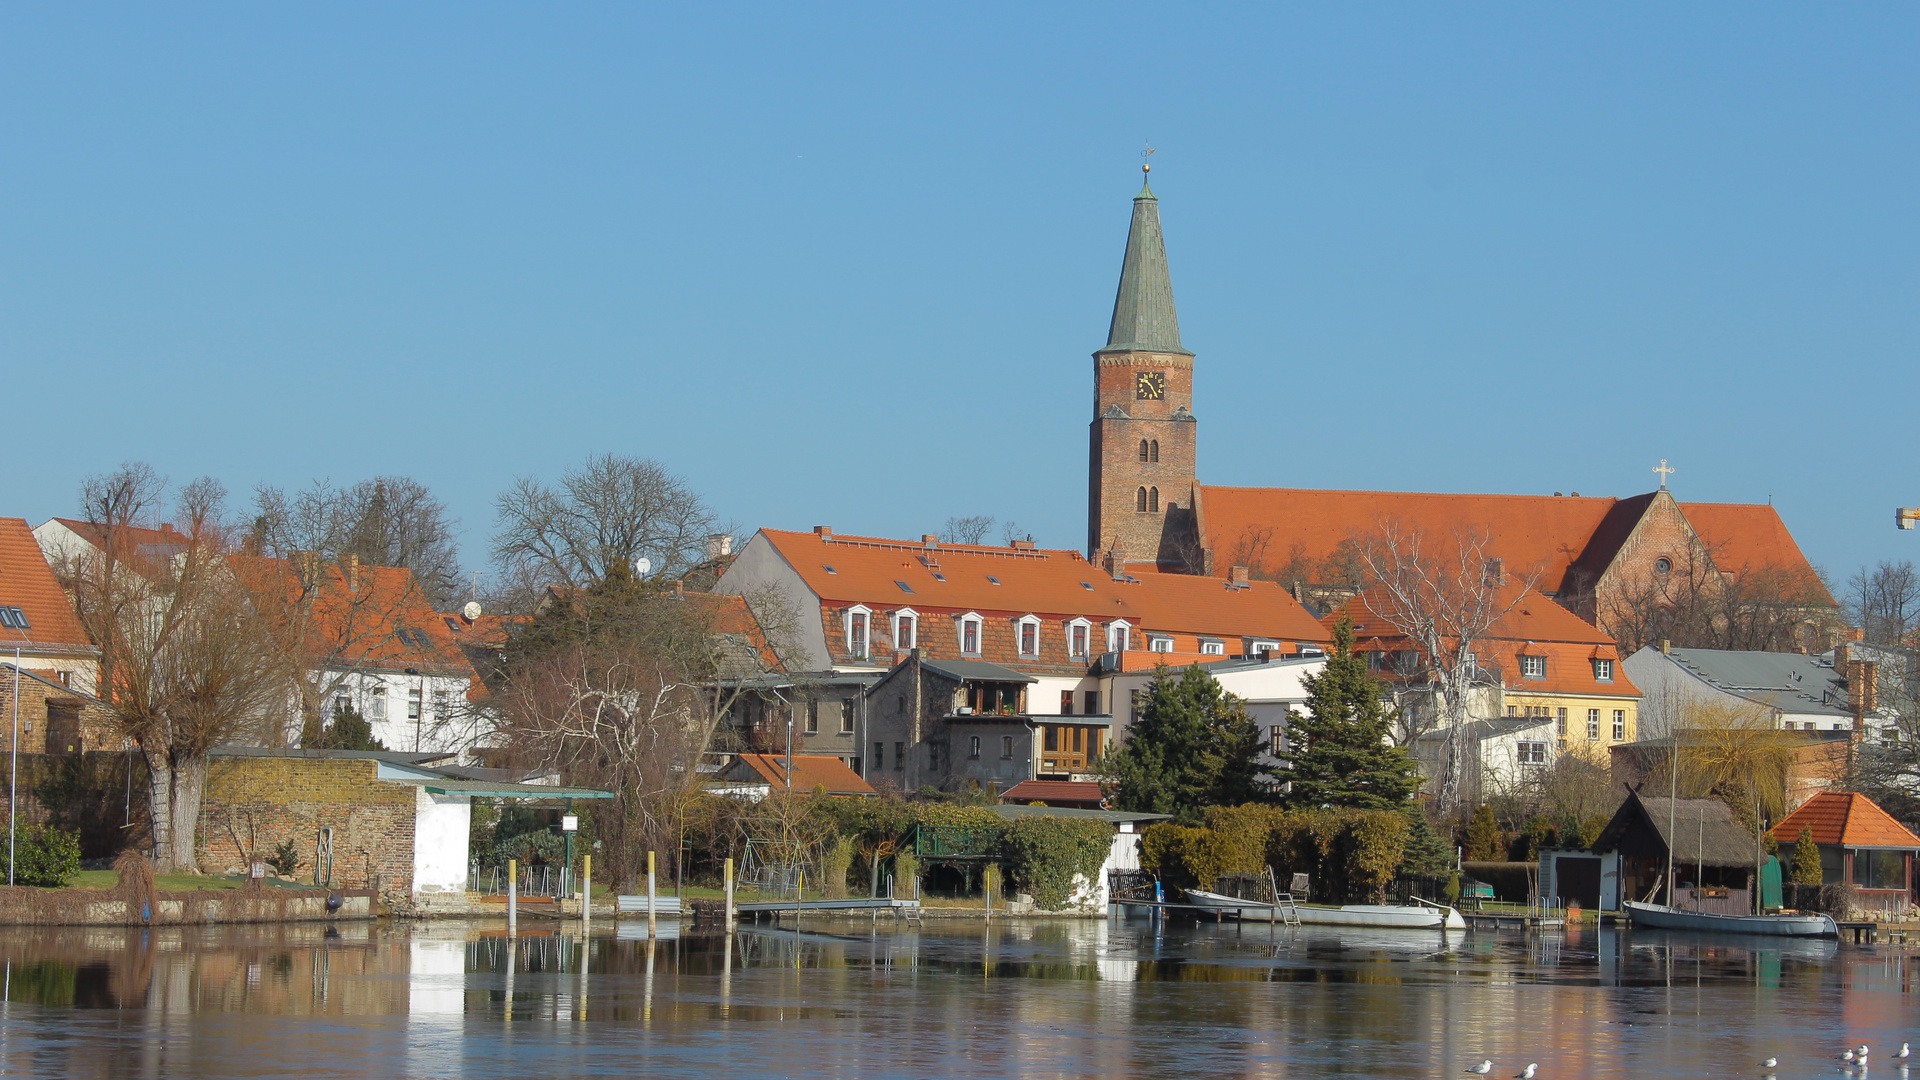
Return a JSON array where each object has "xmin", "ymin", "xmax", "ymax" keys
[
  {"xmin": 1770, "ymin": 791, "xmax": 1920, "ymax": 850},
  {"xmin": 45, "ymin": 517, "xmax": 187, "ymax": 559},
  {"xmin": 1001, "ymin": 780, "xmax": 1106, "ymax": 806},
  {"xmin": 230, "ymin": 555, "xmax": 472, "ymax": 675},
  {"xmin": 0, "ymin": 518, "xmax": 94, "ymax": 653},
  {"xmin": 1197, "ymin": 486, "xmax": 1829, "ymax": 602},
  {"xmin": 754, "ymin": 529, "xmax": 1326, "ymax": 647},
  {"xmin": 729, "ymin": 753, "xmax": 876, "ymax": 797},
  {"xmin": 1323, "ymin": 584, "xmax": 1640, "ymax": 698}
]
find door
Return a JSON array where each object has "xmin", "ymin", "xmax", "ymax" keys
[{"xmin": 1554, "ymin": 855, "xmax": 1601, "ymax": 910}]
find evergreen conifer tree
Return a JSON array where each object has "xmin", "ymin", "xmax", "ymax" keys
[
  {"xmin": 1106, "ymin": 664, "xmax": 1263, "ymax": 822},
  {"xmin": 1280, "ymin": 618, "xmax": 1420, "ymax": 810},
  {"xmin": 1790, "ymin": 827, "xmax": 1823, "ymax": 886}
]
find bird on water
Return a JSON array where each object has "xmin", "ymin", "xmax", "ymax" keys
[
  {"xmin": 1759, "ymin": 1059, "xmax": 1777, "ymax": 1070},
  {"xmin": 1513, "ymin": 1064, "xmax": 1537, "ymax": 1079},
  {"xmin": 1466, "ymin": 1061, "xmax": 1493, "ymax": 1075}
]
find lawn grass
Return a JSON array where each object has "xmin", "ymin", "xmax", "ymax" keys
[{"xmin": 51, "ymin": 871, "xmax": 311, "ymax": 893}]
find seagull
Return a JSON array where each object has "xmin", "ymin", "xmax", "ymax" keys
[
  {"xmin": 1896, "ymin": 1042, "xmax": 1910, "ymax": 1060},
  {"xmin": 1840, "ymin": 1049, "xmax": 1857, "ymax": 1064},
  {"xmin": 1466, "ymin": 1062, "xmax": 1493, "ymax": 1075},
  {"xmin": 1760, "ymin": 1058, "xmax": 1777, "ymax": 1069},
  {"xmin": 1514, "ymin": 1065, "xmax": 1538, "ymax": 1079},
  {"xmin": 1861, "ymin": 1045, "xmax": 1873, "ymax": 1060}
]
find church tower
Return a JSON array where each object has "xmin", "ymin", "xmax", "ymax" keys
[{"xmin": 1088, "ymin": 167, "xmax": 1201, "ymax": 570}]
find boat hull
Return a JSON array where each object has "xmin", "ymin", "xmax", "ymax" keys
[
  {"xmin": 1183, "ymin": 890, "xmax": 1464, "ymax": 929},
  {"xmin": 1621, "ymin": 901, "xmax": 1837, "ymax": 938}
]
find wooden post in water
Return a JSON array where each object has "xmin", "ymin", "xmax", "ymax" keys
[
  {"xmin": 647, "ymin": 850, "xmax": 658, "ymax": 938},
  {"xmin": 507, "ymin": 858, "xmax": 518, "ymax": 933},
  {"xmin": 581, "ymin": 854, "xmax": 592, "ymax": 931},
  {"xmin": 724, "ymin": 857, "xmax": 736, "ymax": 928}
]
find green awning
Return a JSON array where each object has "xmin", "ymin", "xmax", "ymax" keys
[{"xmin": 418, "ymin": 780, "xmax": 615, "ymax": 799}]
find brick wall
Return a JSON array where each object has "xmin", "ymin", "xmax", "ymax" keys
[
  {"xmin": 1089, "ymin": 350, "xmax": 1200, "ymax": 564},
  {"xmin": 198, "ymin": 757, "xmax": 419, "ymax": 903},
  {"xmin": 0, "ymin": 671, "xmax": 120, "ymax": 756},
  {"xmin": 818, "ymin": 605, "xmax": 1112, "ymax": 675}
]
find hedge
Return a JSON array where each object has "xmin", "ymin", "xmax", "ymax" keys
[
  {"xmin": 1001, "ymin": 816, "xmax": 1114, "ymax": 910},
  {"xmin": 1139, "ymin": 804, "xmax": 1412, "ymax": 902}
]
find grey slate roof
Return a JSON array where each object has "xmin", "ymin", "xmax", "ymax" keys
[
  {"xmin": 921, "ymin": 658, "xmax": 1037, "ymax": 684},
  {"xmin": 1663, "ymin": 648, "xmax": 1851, "ymax": 717},
  {"xmin": 1411, "ymin": 717, "xmax": 1554, "ymax": 744},
  {"xmin": 1101, "ymin": 180, "xmax": 1191, "ymax": 356}
]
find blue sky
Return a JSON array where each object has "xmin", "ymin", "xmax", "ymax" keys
[{"xmin": 3, "ymin": 4, "xmax": 1915, "ymax": 591}]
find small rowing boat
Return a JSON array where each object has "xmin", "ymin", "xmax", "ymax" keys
[
  {"xmin": 1185, "ymin": 889, "xmax": 1465, "ymax": 929},
  {"xmin": 1621, "ymin": 900, "xmax": 1837, "ymax": 938}
]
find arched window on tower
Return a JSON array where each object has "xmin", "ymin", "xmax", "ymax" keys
[
  {"xmin": 1149, "ymin": 440, "xmax": 1159, "ymax": 462},
  {"xmin": 1136, "ymin": 487, "xmax": 1149, "ymax": 512},
  {"xmin": 1138, "ymin": 439, "xmax": 1149, "ymax": 462},
  {"xmin": 1148, "ymin": 487, "xmax": 1160, "ymax": 512}
]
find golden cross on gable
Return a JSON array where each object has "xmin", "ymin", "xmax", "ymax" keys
[{"xmin": 1653, "ymin": 459, "xmax": 1675, "ymax": 490}]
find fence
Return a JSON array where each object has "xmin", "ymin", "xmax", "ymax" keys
[{"xmin": 470, "ymin": 861, "xmax": 573, "ymax": 898}]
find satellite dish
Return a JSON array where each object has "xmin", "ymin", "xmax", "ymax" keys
[
  {"xmin": 462, "ymin": 601, "xmax": 482, "ymax": 621},
  {"xmin": 634, "ymin": 557, "xmax": 652, "ymax": 577}
]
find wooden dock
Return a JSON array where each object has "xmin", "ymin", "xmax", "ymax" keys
[{"xmin": 1463, "ymin": 911, "xmax": 1566, "ymax": 929}]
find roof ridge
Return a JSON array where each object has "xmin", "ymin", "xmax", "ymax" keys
[{"xmin": 1200, "ymin": 484, "xmax": 1628, "ymax": 503}]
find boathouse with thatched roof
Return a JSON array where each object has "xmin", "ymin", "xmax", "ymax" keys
[{"xmin": 1590, "ymin": 787, "xmax": 1761, "ymax": 913}]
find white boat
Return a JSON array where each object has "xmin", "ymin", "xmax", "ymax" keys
[
  {"xmin": 1621, "ymin": 900, "xmax": 1837, "ymax": 938},
  {"xmin": 1184, "ymin": 889, "xmax": 1465, "ymax": 929}
]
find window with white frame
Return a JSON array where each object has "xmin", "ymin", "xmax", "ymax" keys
[
  {"xmin": 1516, "ymin": 741, "xmax": 1548, "ymax": 766},
  {"xmin": 1520, "ymin": 655, "xmax": 1547, "ymax": 680},
  {"xmin": 1586, "ymin": 709, "xmax": 1600, "ymax": 739},
  {"xmin": 1016, "ymin": 615, "xmax": 1041, "ymax": 657},
  {"xmin": 845, "ymin": 605, "xmax": 872, "ymax": 660},
  {"xmin": 408, "ymin": 687, "xmax": 423, "ymax": 721},
  {"xmin": 969, "ymin": 735, "xmax": 981, "ymax": 759},
  {"xmin": 1593, "ymin": 658, "xmax": 1614, "ymax": 682},
  {"xmin": 1107, "ymin": 621, "xmax": 1131, "ymax": 653},
  {"xmin": 1612, "ymin": 709, "xmax": 1626, "ymax": 741},
  {"xmin": 840, "ymin": 700, "xmax": 856, "ymax": 733},
  {"xmin": 958, "ymin": 613, "xmax": 983, "ymax": 655},
  {"xmin": 1149, "ymin": 635, "xmax": 1174, "ymax": 653},
  {"xmin": 805, "ymin": 699, "xmax": 820, "ymax": 734},
  {"xmin": 1066, "ymin": 618, "xmax": 1093, "ymax": 659},
  {"xmin": 1200, "ymin": 639, "xmax": 1225, "ymax": 656},
  {"xmin": 892, "ymin": 609, "xmax": 918, "ymax": 651},
  {"xmin": 368, "ymin": 686, "xmax": 388, "ymax": 721},
  {"xmin": 1248, "ymin": 640, "xmax": 1278, "ymax": 658}
]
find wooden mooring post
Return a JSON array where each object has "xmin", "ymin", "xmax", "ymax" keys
[
  {"xmin": 647, "ymin": 850, "xmax": 658, "ymax": 938},
  {"xmin": 581, "ymin": 854, "xmax": 592, "ymax": 932},
  {"xmin": 507, "ymin": 858, "xmax": 518, "ymax": 934},
  {"xmin": 724, "ymin": 857, "xmax": 736, "ymax": 928}
]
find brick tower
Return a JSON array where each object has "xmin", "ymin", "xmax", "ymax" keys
[{"xmin": 1087, "ymin": 167, "xmax": 1201, "ymax": 570}]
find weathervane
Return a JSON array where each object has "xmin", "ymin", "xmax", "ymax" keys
[
  {"xmin": 1142, "ymin": 141, "xmax": 1155, "ymax": 176},
  {"xmin": 1653, "ymin": 459, "xmax": 1675, "ymax": 490}
]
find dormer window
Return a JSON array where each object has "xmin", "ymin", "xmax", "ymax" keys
[
  {"xmin": 1200, "ymin": 639, "xmax": 1225, "ymax": 656},
  {"xmin": 1520, "ymin": 655, "xmax": 1547, "ymax": 680},
  {"xmin": 1016, "ymin": 615, "xmax": 1042, "ymax": 658},
  {"xmin": 1106, "ymin": 620, "xmax": 1131, "ymax": 653},
  {"xmin": 958, "ymin": 613, "xmax": 983, "ymax": 656},
  {"xmin": 1593, "ymin": 658, "xmax": 1614, "ymax": 682},
  {"xmin": 845, "ymin": 605, "xmax": 872, "ymax": 661},
  {"xmin": 1066, "ymin": 618, "xmax": 1093, "ymax": 659},
  {"xmin": 892, "ymin": 609, "xmax": 918, "ymax": 651},
  {"xmin": 1149, "ymin": 635, "xmax": 1174, "ymax": 653}
]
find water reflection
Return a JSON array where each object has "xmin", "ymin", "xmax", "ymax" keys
[{"xmin": 0, "ymin": 918, "xmax": 1912, "ymax": 1078}]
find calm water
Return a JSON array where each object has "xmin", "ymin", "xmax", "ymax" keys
[{"xmin": 0, "ymin": 916, "xmax": 1913, "ymax": 1078}]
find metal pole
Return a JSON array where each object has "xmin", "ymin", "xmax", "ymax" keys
[
  {"xmin": 724, "ymin": 856, "xmax": 735, "ymax": 928},
  {"xmin": 647, "ymin": 849, "xmax": 657, "ymax": 937},
  {"xmin": 507, "ymin": 857, "xmax": 518, "ymax": 934},
  {"xmin": 9, "ymin": 651, "xmax": 19, "ymax": 886},
  {"xmin": 582, "ymin": 854, "xmax": 592, "ymax": 931}
]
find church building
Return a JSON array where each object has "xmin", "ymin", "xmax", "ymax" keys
[{"xmin": 1084, "ymin": 167, "xmax": 1837, "ymax": 651}]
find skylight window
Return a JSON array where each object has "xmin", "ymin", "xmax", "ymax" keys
[
  {"xmin": 823, "ymin": 565, "xmax": 837, "ymax": 574},
  {"xmin": 0, "ymin": 606, "xmax": 29, "ymax": 630},
  {"xmin": 444, "ymin": 617, "xmax": 462, "ymax": 632},
  {"xmin": 987, "ymin": 576, "xmax": 1001, "ymax": 585},
  {"xmin": 895, "ymin": 580, "xmax": 915, "ymax": 594},
  {"xmin": 931, "ymin": 572, "xmax": 946, "ymax": 582},
  {"xmin": 1080, "ymin": 582, "xmax": 1094, "ymax": 591}
]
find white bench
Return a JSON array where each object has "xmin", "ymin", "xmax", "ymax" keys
[{"xmin": 614, "ymin": 895, "xmax": 685, "ymax": 916}]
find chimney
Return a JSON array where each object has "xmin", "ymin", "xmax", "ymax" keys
[
  {"xmin": 922, "ymin": 534, "xmax": 939, "ymax": 546},
  {"xmin": 1010, "ymin": 539, "xmax": 1036, "ymax": 551},
  {"xmin": 813, "ymin": 526, "xmax": 833, "ymax": 538},
  {"xmin": 672, "ymin": 581, "xmax": 686, "ymax": 601},
  {"xmin": 1659, "ymin": 639, "xmax": 1671, "ymax": 655},
  {"xmin": 1848, "ymin": 627, "xmax": 1865, "ymax": 643},
  {"xmin": 345, "ymin": 554, "xmax": 360, "ymax": 592},
  {"xmin": 706, "ymin": 533, "xmax": 733, "ymax": 560},
  {"xmin": 1291, "ymin": 581, "xmax": 1305, "ymax": 604},
  {"xmin": 1834, "ymin": 644, "xmax": 1849, "ymax": 670},
  {"xmin": 159, "ymin": 523, "xmax": 175, "ymax": 535},
  {"xmin": 1229, "ymin": 565, "xmax": 1250, "ymax": 585},
  {"xmin": 1849, "ymin": 659, "xmax": 1878, "ymax": 744},
  {"xmin": 1101, "ymin": 549, "xmax": 1127, "ymax": 577},
  {"xmin": 1485, "ymin": 558, "xmax": 1505, "ymax": 585}
]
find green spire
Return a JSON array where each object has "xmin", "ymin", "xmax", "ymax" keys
[{"xmin": 1103, "ymin": 171, "xmax": 1190, "ymax": 356}]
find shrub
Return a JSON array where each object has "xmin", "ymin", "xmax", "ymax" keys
[
  {"xmin": 266, "ymin": 839, "xmax": 302, "ymax": 877},
  {"xmin": 1002, "ymin": 816, "xmax": 1114, "ymax": 910},
  {"xmin": 1266, "ymin": 809, "xmax": 1411, "ymax": 903},
  {"xmin": 2, "ymin": 825, "xmax": 82, "ymax": 888},
  {"xmin": 820, "ymin": 835, "xmax": 854, "ymax": 899},
  {"xmin": 1790, "ymin": 828, "xmax": 1823, "ymax": 886},
  {"xmin": 891, "ymin": 850, "xmax": 919, "ymax": 897},
  {"xmin": 1463, "ymin": 805, "xmax": 1502, "ymax": 861}
]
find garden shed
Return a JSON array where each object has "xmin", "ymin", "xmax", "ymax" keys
[
  {"xmin": 1769, "ymin": 791, "xmax": 1919, "ymax": 912},
  {"xmin": 1589, "ymin": 788, "xmax": 1760, "ymax": 913}
]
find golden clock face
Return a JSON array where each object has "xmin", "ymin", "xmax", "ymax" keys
[{"xmin": 1135, "ymin": 371, "xmax": 1165, "ymax": 400}]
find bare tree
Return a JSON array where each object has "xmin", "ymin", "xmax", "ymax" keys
[
  {"xmin": 492, "ymin": 454, "xmax": 716, "ymax": 602},
  {"xmin": 942, "ymin": 515, "xmax": 996, "ymax": 545},
  {"xmin": 1353, "ymin": 520, "xmax": 1539, "ymax": 814},
  {"xmin": 64, "ymin": 467, "xmax": 282, "ymax": 871},
  {"xmin": 1847, "ymin": 561, "xmax": 1920, "ymax": 647},
  {"xmin": 1600, "ymin": 541, "xmax": 1838, "ymax": 655},
  {"xmin": 998, "ymin": 519, "xmax": 1031, "ymax": 546},
  {"xmin": 251, "ymin": 476, "xmax": 464, "ymax": 608}
]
